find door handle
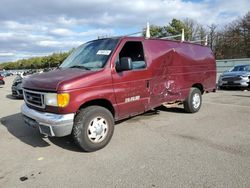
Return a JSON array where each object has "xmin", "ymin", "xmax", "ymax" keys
[{"xmin": 146, "ymin": 80, "xmax": 150, "ymax": 88}]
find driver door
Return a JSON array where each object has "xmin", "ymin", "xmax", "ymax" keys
[{"xmin": 111, "ymin": 40, "xmax": 151, "ymax": 119}]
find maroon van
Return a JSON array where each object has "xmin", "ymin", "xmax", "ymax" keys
[{"xmin": 21, "ymin": 37, "xmax": 216, "ymax": 151}]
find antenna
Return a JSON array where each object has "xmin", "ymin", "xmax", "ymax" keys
[
  {"xmin": 181, "ymin": 29, "xmax": 185, "ymax": 42},
  {"xmin": 146, "ymin": 22, "xmax": 150, "ymax": 38},
  {"xmin": 205, "ymin": 35, "xmax": 208, "ymax": 46}
]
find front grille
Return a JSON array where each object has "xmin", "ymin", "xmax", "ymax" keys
[
  {"xmin": 222, "ymin": 83, "xmax": 241, "ymax": 86},
  {"xmin": 222, "ymin": 77, "xmax": 241, "ymax": 81},
  {"xmin": 23, "ymin": 89, "xmax": 45, "ymax": 108}
]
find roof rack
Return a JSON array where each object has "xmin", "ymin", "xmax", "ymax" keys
[
  {"xmin": 98, "ymin": 22, "xmax": 208, "ymax": 46},
  {"xmin": 159, "ymin": 28, "xmax": 185, "ymax": 42},
  {"xmin": 189, "ymin": 35, "xmax": 208, "ymax": 45}
]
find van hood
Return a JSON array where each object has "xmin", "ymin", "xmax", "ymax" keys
[
  {"xmin": 221, "ymin": 71, "xmax": 250, "ymax": 77},
  {"xmin": 22, "ymin": 68, "xmax": 95, "ymax": 91}
]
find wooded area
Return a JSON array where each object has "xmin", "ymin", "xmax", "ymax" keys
[
  {"xmin": 145, "ymin": 12, "xmax": 250, "ymax": 60},
  {"xmin": 1, "ymin": 12, "xmax": 249, "ymax": 70}
]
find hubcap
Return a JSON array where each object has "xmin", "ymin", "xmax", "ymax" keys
[
  {"xmin": 192, "ymin": 93, "xmax": 201, "ymax": 109},
  {"xmin": 87, "ymin": 117, "xmax": 108, "ymax": 143}
]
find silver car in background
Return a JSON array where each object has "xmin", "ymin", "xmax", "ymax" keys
[
  {"xmin": 12, "ymin": 72, "xmax": 33, "ymax": 98},
  {"xmin": 12, "ymin": 74, "xmax": 24, "ymax": 98},
  {"xmin": 218, "ymin": 64, "xmax": 250, "ymax": 89}
]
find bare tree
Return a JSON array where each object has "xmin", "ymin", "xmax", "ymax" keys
[
  {"xmin": 207, "ymin": 24, "xmax": 217, "ymax": 52},
  {"xmin": 240, "ymin": 12, "xmax": 250, "ymax": 57}
]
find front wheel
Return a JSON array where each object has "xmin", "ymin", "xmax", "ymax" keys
[
  {"xmin": 184, "ymin": 87, "xmax": 202, "ymax": 113},
  {"xmin": 72, "ymin": 106, "xmax": 114, "ymax": 152}
]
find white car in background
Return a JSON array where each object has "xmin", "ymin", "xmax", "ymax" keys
[{"xmin": 218, "ymin": 64, "xmax": 250, "ymax": 89}]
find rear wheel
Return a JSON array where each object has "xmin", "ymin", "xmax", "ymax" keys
[
  {"xmin": 218, "ymin": 86, "xmax": 224, "ymax": 90},
  {"xmin": 72, "ymin": 106, "xmax": 114, "ymax": 152},
  {"xmin": 184, "ymin": 87, "xmax": 202, "ymax": 113}
]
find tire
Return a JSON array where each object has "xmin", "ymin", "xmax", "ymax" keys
[
  {"xmin": 184, "ymin": 87, "xmax": 202, "ymax": 113},
  {"xmin": 218, "ymin": 86, "xmax": 224, "ymax": 90},
  {"xmin": 72, "ymin": 106, "xmax": 114, "ymax": 152}
]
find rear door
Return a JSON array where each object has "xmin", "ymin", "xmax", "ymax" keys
[{"xmin": 111, "ymin": 40, "xmax": 151, "ymax": 119}]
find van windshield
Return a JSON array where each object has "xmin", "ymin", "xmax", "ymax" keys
[{"xmin": 60, "ymin": 38, "xmax": 119, "ymax": 70}]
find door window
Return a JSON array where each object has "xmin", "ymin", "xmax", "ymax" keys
[{"xmin": 116, "ymin": 41, "xmax": 146, "ymax": 70}]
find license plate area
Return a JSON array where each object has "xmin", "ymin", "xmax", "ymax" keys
[
  {"xmin": 23, "ymin": 115, "xmax": 38, "ymax": 128},
  {"xmin": 23, "ymin": 115, "xmax": 54, "ymax": 136}
]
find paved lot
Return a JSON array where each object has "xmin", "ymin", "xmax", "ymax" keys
[{"xmin": 0, "ymin": 76, "xmax": 250, "ymax": 188}]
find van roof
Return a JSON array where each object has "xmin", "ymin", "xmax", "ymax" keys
[{"xmin": 94, "ymin": 36, "xmax": 208, "ymax": 48}]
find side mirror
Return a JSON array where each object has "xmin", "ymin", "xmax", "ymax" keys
[{"xmin": 116, "ymin": 57, "xmax": 132, "ymax": 72}]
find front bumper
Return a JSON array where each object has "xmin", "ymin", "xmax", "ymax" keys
[
  {"xmin": 12, "ymin": 84, "xmax": 23, "ymax": 98},
  {"xmin": 218, "ymin": 80, "xmax": 249, "ymax": 87},
  {"xmin": 21, "ymin": 104, "xmax": 74, "ymax": 137}
]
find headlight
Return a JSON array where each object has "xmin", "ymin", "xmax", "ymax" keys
[
  {"xmin": 44, "ymin": 93, "xmax": 70, "ymax": 107},
  {"xmin": 45, "ymin": 93, "xmax": 57, "ymax": 106},
  {"xmin": 241, "ymin": 75, "xmax": 249, "ymax": 80}
]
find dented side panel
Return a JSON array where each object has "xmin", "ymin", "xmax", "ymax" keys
[{"xmin": 143, "ymin": 39, "xmax": 216, "ymax": 109}]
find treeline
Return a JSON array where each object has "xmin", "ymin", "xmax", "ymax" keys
[
  {"xmin": 214, "ymin": 12, "xmax": 250, "ymax": 59},
  {"xmin": 144, "ymin": 11, "xmax": 250, "ymax": 59},
  {"xmin": 0, "ymin": 51, "xmax": 72, "ymax": 70}
]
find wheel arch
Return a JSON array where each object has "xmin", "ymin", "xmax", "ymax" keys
[
  {"xmin": 192, "ymin": 83, "xmax": 204, "ymax": 94},
  {"xmin": 78, "ymin": 98, "xmax": 115, "ymax": 118}
]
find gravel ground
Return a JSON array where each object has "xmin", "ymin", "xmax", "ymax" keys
[{"xmin": 0, "ymin": 76, "xmax": 250, "ymax": 188}]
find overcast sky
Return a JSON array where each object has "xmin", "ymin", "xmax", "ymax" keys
[{"xmin": 0, "ymin": 0, "xmax": 249, "ymax": 63}]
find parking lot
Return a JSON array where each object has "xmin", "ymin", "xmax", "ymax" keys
[{"xmin": 0, "ymin": 76, "xmax": 250, "ymax": 188}]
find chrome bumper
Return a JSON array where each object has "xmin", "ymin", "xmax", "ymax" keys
[{"xmin": 21, "ymin": 104, "xmax": 74, "ymax": 137}]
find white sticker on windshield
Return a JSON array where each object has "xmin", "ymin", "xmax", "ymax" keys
[{"xmin": 97, "ymin": 50, "xmax": 111, "ymax": 55}]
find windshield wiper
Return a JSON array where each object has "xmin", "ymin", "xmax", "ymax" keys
[{"xmin": 68, "ymin": 65, "xmax": 91, "ymax": 70}]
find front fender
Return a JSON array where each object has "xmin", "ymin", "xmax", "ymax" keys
[{"xmin": 58, "ymin": 84, "xmax": 117, "ymax": 115}]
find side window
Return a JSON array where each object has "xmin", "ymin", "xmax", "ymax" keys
[
  {"xmin": 239, "ymin": 66, "xmax": 244, "ymax": 71},
  {"xmin": 246, "ymin": 66, "xmax": 250, "ymax": 71},
  {"xmin": 116, "ymin": 41, "xmax": 146, "ymax": 70}
]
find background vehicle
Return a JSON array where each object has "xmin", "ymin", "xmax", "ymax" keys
[
  {"xmin": 0, "ymin": 70, "xmax": 13, "ymax": 77},
  {"xmin": 0, "ymin": 74, "xmax": 5, "ymax": 85},
  {"xmin": 12, "ymin": 71, "xmax": 35, "ymax": 98},
  {"xmin": 21, "ymin": 37, "xmax": 216, "ymax": 152},
  {"xmin": 12, "ymin": 74, "xmax": 24, "ymax": 98},
  {"xmin": 0, "ymin": 71, "xmax": 7, "ymax": 77},
  {"xmin": 218, "ymin": 64, "xmax": 250, "ymax": 89}
]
